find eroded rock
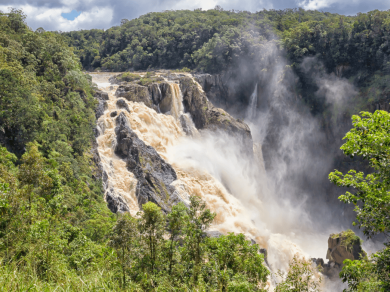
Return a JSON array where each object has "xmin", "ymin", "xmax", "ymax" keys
[
  {"xmin": 116, "ymin": 83, "xmax": 158, "ymax": 111},
  {"xmin": 180, "ymin": 77, "xmax": 253, "ymax": 155},
  {"xmin": 326, "ymin": 230, "xmax": 366, "ymax": 266},
  {"xmin": 116, "ymin": 99, "xmax": 130, "ymax": 112},
  {"xmin": 114, "ymin": 112, "xmax": 181, "ymax": 212}
]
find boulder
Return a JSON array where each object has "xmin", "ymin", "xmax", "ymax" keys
[
  {"xmin": 114, "ymin": 112, "xmax": 182, "ymax": 213},
  {"xmin": 106, "ymin": 187, "xmax": 130, "ymax": 213},
  {"xmin": 95, "ymin": 90, "xmax": 109, "ymax": 101},
  {"xmin": 312, "ymin": 230, "xmax": 366, "ymax": 279},
  {"xmin": 326, "ymin": 230, "xmax": 366, "ymax": 266},
  {"xmin": 116, "ymin": 99, "xmax": 130, "ymax": 112},
  {"xmin": 95, "ymin": 99, "xmax": 107, "ymax": 120}
]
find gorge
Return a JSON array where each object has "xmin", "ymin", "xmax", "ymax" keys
[
  {"xmin": 1, "ymin": 7, "xmax": 389, "ymax": 291},
  {"xmin": 91, "ymin": 69, "xmax": 357, "ymax": 289}
]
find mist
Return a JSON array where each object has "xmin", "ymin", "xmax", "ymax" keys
[{"xmin": 165, "ymin": 39, "xmax": 370, "ymax": 276}]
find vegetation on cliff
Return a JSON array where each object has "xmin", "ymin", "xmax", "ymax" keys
[{"xmin": 330, "ymin": 110, "xmax": 390, "ymax": 291}]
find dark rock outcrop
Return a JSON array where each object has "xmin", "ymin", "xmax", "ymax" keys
[
  {"xmin": 95, "ymin": 91, "xmax": 108, "ymax": 120},
  {"xmin": 105, "ymin": 187, "xmax": 130, "ymax": 213},
  {"xmin": 180, "ymin": 77, "xmax": 253, "ymax": 155},
  {"xmin": 114, "ymin": 112, "xmax": 181, "ymax": 212},
  {"xmin": 116, "ymin": 99, "xmax": 130, "ymax": 112},
  {"xmin": 95, "ymin": 90, "xmax": 109, "ymax": 101}
]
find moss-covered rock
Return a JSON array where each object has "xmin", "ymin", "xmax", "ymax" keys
[{"xmin": 326, "ymin": 229, "xmax": 366, "ymax": 266}]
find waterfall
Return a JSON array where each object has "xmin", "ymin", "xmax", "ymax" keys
[
  {"xmin": 168, "ymin": 82, "xmax": 198, "ymax": 137},
  {"xmin": 246, "ymin": 83, "xmax": 258, "ymax": 120},
  {"xmin": 91, "ymin": 73, "xmax": 314, "ymax": 289},
  {"xmin": 168, "ymin": 83, "xmax": 184, "ymax": 120}
]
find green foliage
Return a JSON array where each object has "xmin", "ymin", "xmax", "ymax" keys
[
  {"xmin": 64, "ymin": 8, "xmax": 339, "ymax": 72},
  {"xmin": 331, "ymin": 229, "xmax": 363, "ymax": 252},
  {"xmin": 329, "ymin": 110, "xmax": 390, "ymax": 237},
  {"xmin": 330, "ymin": 110, "xmax": 390, "ymax": 291},
  {"xmin": 275, "ymin": 255, "xmax": 321, "ymax": 292}
]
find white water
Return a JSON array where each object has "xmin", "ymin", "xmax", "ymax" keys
[
  {"xmin": 90, "ymin": 72, "xmax": 331, "ymax": 289},
  {"xmin": 246, "ymin": 83, "xmax": 258, "ymax": 120}
]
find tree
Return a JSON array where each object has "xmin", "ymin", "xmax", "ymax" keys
[
  {"xmin": 275, "ymin": 255, "xmax": 321, "ymax": 292},
  {"xmin": 206, "ymin": 233, "xmax": 270, "ymax": 291},
  {"xmin": 183, "ymin": 195, "xmax": 215, "ymax": 284},
  {"xmin": 109, "ymin": 213, "xmax": 138, "ymax": 287},
  {"xmin": 137, "ymin": 202, "xmax": 166, "ymax": 273},
  {"xmin": 329, "ymin": 110, "xmax": 390, "ymax": 238},
  {"xmin": 166, "ymin": 202, "xmax": 187, "ymax": 274},
  {"xmin": 329, "ymin": 110, "xmax": 390, "ymax": 291}
]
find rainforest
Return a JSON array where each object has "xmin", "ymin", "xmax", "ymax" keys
[{"xmin": 0, "ymin": 6, "xmax": 389, "ymax": 291}]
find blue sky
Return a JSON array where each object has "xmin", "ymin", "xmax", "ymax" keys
[
  {"xmin": 0, "ymin": 0, "xmax": 389, "ymax": 31},
  {"xmin": 61, "ymin": 10, "xmax": 81, "ymax": 21}
]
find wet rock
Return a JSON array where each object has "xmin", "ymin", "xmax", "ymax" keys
[
  {"xmin": 180, "ymin": 77, "xmax": 253, "ymax": 155},
  {"xmin": 180, "ymin": 114, "xmax": 197, "ymax": 136},
  {"xmin": 95, "ymin": 99, "xmax": 108, "ymax": 120},
  {"xmin": 312, "ymin": 257, "xmax": 341, "ymax": 280},
  {"xmin": 312, "ymin": 230, "xmax": 366, "ymax": 280},
  {"xmin": 95, "ymin": 90, "xmax": 109, "ymax": 101},
  {"xmin": 148, "ymin": 83, "xmax": 163, "ymax": 105},
  {"xmin": 106, "ymin": 187, "xmax": 130, "ymax": 213},
  {"xmin": 116, "ymin": 83, "xmax": 158, "ymax": 111},
  {"xmin": 110, "ymin": 111, "xmax": 118, "ymax": 117},
  {"xmin": 116, "ymin": 99, "xmax": 130, "ymax": 112},
  {"xmin": 114, "ymin": 112, "xmax": 182, "ymax": 213},
  {"xmin": 259, "ymin": 248, "xmax": 268, "ymax": 265}
]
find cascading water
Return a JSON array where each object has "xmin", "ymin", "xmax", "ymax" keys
[
  {"xmin": 90, "ymin": 72, "xmax": 325, "ymax": 290},
  {"xmin": 246, "ymin": 83, "xmax": 258, "ymax": 120}
]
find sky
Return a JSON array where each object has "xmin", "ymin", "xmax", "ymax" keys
[{"xmin": 0, "ymin": 0, "xmax": 389, "ymax": 32}]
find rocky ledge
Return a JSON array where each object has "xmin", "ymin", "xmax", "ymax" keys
[
  {"xmin": 112, "ymin": 72, "xmax": 254, "ymax": 155},
  {"xmin": 114, "ymin": 112, "xmax": 182, "ymax": 213}
]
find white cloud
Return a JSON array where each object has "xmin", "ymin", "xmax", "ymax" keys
[
  {"xmin": 1, "ymin": 0, "xmax": 390, "ymax": 31},
  {"xmin": 0, "ymin": 3, "xmax": 113, "ymax": 31},
  {"xmin": 297, "ymin": 0, "xmax": 338, "ymax": 10}
]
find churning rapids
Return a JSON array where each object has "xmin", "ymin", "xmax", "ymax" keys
[{"xmin": 90, "ymin": 72, "xmax": 335, "ymax": 290}]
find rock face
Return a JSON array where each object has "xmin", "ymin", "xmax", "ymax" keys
[
  {"xmin": 116, "ymin": 83, "xmax": 158, "ymax": 111},
  {"xmin": 95, "ymin": 90, "xmax": 108, "ymax": 120},
  {"xmin": 326, "ymin": 231, "xmax": 365, "ymax": 266},
  {"xmin": 114, "ymin": 112, "xmax": 181, "ymax": 213},
  {"xmin": 180, "ymin": 77, "xmax": 253, "ymax": 155},
  {"xmin": 194, "ymin": 72, "xmax": 256, "ymax": 109},
  {"xmin": 312, "ymin": 230, "xmax": 366, "ymax": 279},
  {"xmin": 112, "ymin": 75, "xmax": 253, "ymax": 155}
]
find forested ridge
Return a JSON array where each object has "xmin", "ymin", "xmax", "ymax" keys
[
  {"xmin": 65, "ymin": 8, "xmax": 390, "ymax": 75},
  {"xmin": 65, "ymin": 8, "xmax": 390, "ymax": 117}
]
